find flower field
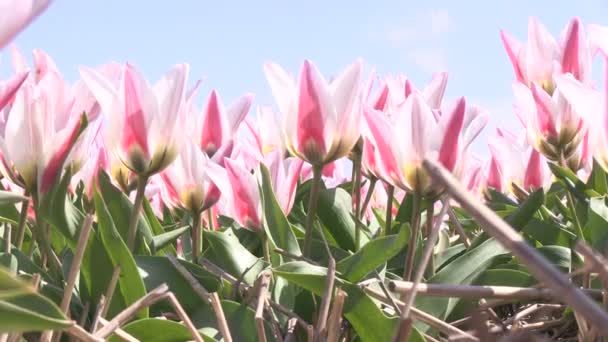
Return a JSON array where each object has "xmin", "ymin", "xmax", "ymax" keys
[{"xmin": 3, "ymin": 1, "xmax": 608, "ymax": 341}]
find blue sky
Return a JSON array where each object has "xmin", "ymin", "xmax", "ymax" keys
[{"xmin": 4, "ymin": 0, "xmax": 608, "ymax": 155}]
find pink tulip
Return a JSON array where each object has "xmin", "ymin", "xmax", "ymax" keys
[
  {"xmin": 197, "ymin": 90, "xmax": 254, "ymax": 157},
  {"xmin": 0, "ymin": 71, "xmax": 87, "ymax": 194},
  {"xmin": 301, "ymin": 158, "xmax": 349, "ymax": 189},
  {"xmin": 385, "ymin": 72, "xmax": 448, "ymax": 110},
  {"xmin": 0, "ymin": 71, "xmax": 29, "ymax": 111},
  {"xmin": 264, "ymin": 59, "xmax": 363, "ymax": 166},
  {"xmin": 0, "ymin": 0, "xmax": 52, "ymax": 50},
  {"xmin": 160, "ymin": 141, "xmax": 224, "ymax": 214},
  {"xmin": 364, "ymin": 92, "xmax": 484, "ymax": 195},
  {"xmin": 80, "ymin": 63, "xmax": 191, "ymax": 177},
  {"xmin": 264, "ymin": 150, "xmax": 303, "ymax": 215},
  {"xmin": 555, "ymin": 59, "xmax": 608, "ymax": 172},
  {"xmin": 486, "ymin": 129, "xmax": 552, "ymax": 197},
  {"xmin": 501, "ymin": 17, "xmax": 591, "ymax": 89},
  {"xmin": 243, "ymin": 105, "xmax": 286, "ymax": 160}
]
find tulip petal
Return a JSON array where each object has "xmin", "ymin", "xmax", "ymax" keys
[
  {"xmin": 500, "ymin": 30, "xmax": 525, "ymax": 83},
  {"xmin": 263, "ymin": 62, "xmax": 296, "ymax": 117},
  {"xmin": 561, "ymin": 18, "xmax": 581, "ymax": 79},
  {"xmin": 423, "ymin": 72, "xmax": 448, "ymax": 109},
  {"xmin": 438, "ymin": 97, "xmax": 466, "ymax": 171},
  {"xmin": 224, "ymin": 158, "xmax": 261, "ymax": 229},
  {"xmin": 0, "ymin": 0, "xmax": 52, "ymax": 50},
  {"xmin": 0, "ymin": 71, "xmax": 28, "ymax": 109}
]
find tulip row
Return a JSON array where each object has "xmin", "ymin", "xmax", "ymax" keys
[{"xmin": 5, "ymin": 1, "xmax": 608, "ymax": 340}]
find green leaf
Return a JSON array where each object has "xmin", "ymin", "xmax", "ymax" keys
[
  {"xmin": 586, "ymin": 197, "xmax": 608, "ymax": 254},
  {"xmin": 97, "ymin": 171, "xmax": 152, "ymax": 255},
  {"xmin": 522, "ymin": 218, "xmax": 576, "ymax": 247},
  {"xmin": 40, "ymin": 170, "xmax": 84, "ymax": 247},
  {"xmin": 259, "ymin": 163, "xmax": 301, "ymax": 258},
  {"xmin": 0, "ymin": 266, "xmax": 71, "ymax": 332},
  {"xmin": 336, "ymin": 225, "xmax": 409, "ymax": 282},
  {"xmin": 587, "ymin": 160, "xmax": 608, "ymax": 194},
  {"xmin": 415, "ymin": 239, "xmax": 510, "ymax": 322},
  {"xmin": 109, "ymin": 318, "xmax": 216, "ymax": 342},
  {"xmin": 192, "ymin": 300, "xmax": 276, "ymax": 342},
  {"xmin": 273, "ymin": 261, "xmax": 404, "ymax": 342},
  {"xmin": 549, "ymin": 163, "xmax": 597, "ymax": 201},
  {"xmin": 316, "ymin": 187, "xmax": 368, "ymax": 251},
  {"xmin": 535, "ymin": 246, "xmax": 571, "ymax": 272},
  {"xmin": 475, "ymin": 269, "xmax": 534, "ymax": 287},
  {"xmin": 506, "ymin": 188, "xmax": 544, "ymax": 231},
  {"xmin": 94, "ymin": 189, "xmax": 148, "ymax": 319},
  {"xmin": 204, "ymin": 230, "xmax": 268, "ymax": 286},
  {"xmin": 135, "ymin": 256, "xmax": 220, "ymax": 314},
  {"xmin": 151, "ymin": 226, "xmax": 189, "ymax": 254},
  {"xmin": 143, "ymin": 199, "xmax": 177, "ymax": 256}
]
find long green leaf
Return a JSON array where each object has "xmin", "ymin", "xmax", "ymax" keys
[
  {"xmin": 94, "ymin": 189, "xmax": 148, "ymax": 319},
  {"xmin": 336, "ymin": 225, "xmax": 409, "ymax": 282},
  {"xmin": 109, "ymin": 318, "xmax": 216, "ymax": 342},
  {"xmin": 0, "ymin": 266, "xmax": 71, "ymax": 332},
  {"xmin": 259, "ymin": 163, "xmax": 301, "ymax": 258}
]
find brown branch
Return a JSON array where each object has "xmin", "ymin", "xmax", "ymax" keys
[
  {"xmin": 164, "ymin": 292, "xmax": 204, "ymax": 342},
  {"xmin": 61, "ymin": 215, "xmax": 94, "ymax": 313},
  {"xmin": 97, "ymin": 317, "xmax": 140, "ymax": 342},
  {"xmin": 365, "ymin": 287, "xmax": 479, "ymax": 341},
  {"xmin": 326, "ymin": 288, "xmax": 347, "ymax": 342},
  {"xmin": 94, "ymin": 284, "xmax": 169, "ymax": 338},
  {"xmin": 255, "ymin": 272, "xmax": 272, "ymax": 342},
  {"xmin": 423, "ymin": 158, "xmax": 608, "ymax": 334},
  {"xmin": 389, "ymin": 280, "xmax": 603, "ymax": 301},
  {"xmin": 168, "ymin": 256, "xmax": 232, "ymax": 342},
  {"xmin": 64, "ymin": 323, "xmax": 104, "ymax": 342},
  {"xmin": 393, "ymin": 200, "xmax": 449, "ymax": 342}
]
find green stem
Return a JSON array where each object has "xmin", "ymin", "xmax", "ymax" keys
[
  {"xmin": 3, "ymin": 223, "xmax": 10, "ymax": 254},
  {"xmin": 384, "ymin": 184, "xmax": 395, "ymax": 236},
  {"xmin": 15, "ymin": 190, "xmax": 30, "ymax": 249},
  {"xmin": 559, "ymin": 153, "xmax": 585, "ymax": 242},
  {"xmin": 360, "ymin": 178, "xmax": 377, "ymax": 221},
  {"xmin": 303, "ymin": 165, "xmax": 323, "ymax": 257},
  {"xmin": 31, "ymin": 193, "xmax": 62, "ymax": 277},
  {"xmin": 262, "ymin": 230, "xmax": 271, "ymax": 263},
  {"xmin": 402, "ymin": 192, "xmax": 421, "ymax": 282},
  {"xmin": 353, "ymin": 153, "xmax": 362, "ymax": 250},
  {"xmin": 425, "ymin": 201, "xmax": 436, "ymax": 278},
  {"xmin": 207, "ymin": 208, "xmax": 214, "ymax": 231},
  {"xmin": 126, "ymin": 176, "xmax": 148, "ymax": 251},
  {"xmin": 192, "ymin": 210, "xmax": 202, "ymax": 262}
]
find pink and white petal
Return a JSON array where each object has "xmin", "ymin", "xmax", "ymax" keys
[
  {"xmin": 263, "ymin": 62, "xmax": 296, "ymax": 116},
  {"xmin": 437, "ymin": 97, "xmax": 466, "ymax": 171},
  {"xmin": 500, "ymin": 30, "xmax": 525, "ymax": 83},
  {"xmin": 423, "ymin": 72, "xmax": 449, "ymax": 109},
  {"xmin": 226, "ymin": 93, "xmax": 254, "ymax": 137},
  {"xmin": 526, "ymin": 17, "xmax": 560, "ymax": 82},
  {"xmin": 0, "ymin": 71, "xmax": 28, "ymax": 109},
  {"xmin": 0, "ymin": 0, "xmax": 52, "ymax": 50}
]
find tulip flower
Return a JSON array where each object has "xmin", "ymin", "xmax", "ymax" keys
[
  {"xmin": 385, "ymin": 72, "xmax": 448, "ymax": 110},
  {"xmin": 80, "ymin": 63, "xmax": 190, "ymax": 177},
  {"xmin": 160, "ymin": 141, "xmax": 224, "ymax": 214},
  {"xmin": 0, "ymin": 70, "xmax": 87, "ymax": 195},
  {"xmin": 197, "ymin": 90, "xmax": 254, "ymax": 157},
  {"xmin": 364, "ymin": 93, "xmax": 486, "ymax": 196},
  {"xmin": 0, "ymin": 0, "xmax": 52, "ymax": 50},
  {"xmin": 555, "ymin": 59, "xmax": 608, "ymax": 173},
  {"xmin": 501, "ymin": 17, "xmax": 591, "ymax": 90},
  {"xmin": 264, "ymin": 59, "xmax": 363, "ymax": 167},
  {"xmin": 243, "ymin": 106, "xmax": 286, "ymax": 160},
  {"xmin": 486, "ymin": 129, "xmax": 552, "ymax": 198}
]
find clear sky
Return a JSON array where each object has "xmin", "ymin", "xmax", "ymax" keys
[{"xmin": 4, "ymin": 0, "xmax": 608, "ymax": 156}]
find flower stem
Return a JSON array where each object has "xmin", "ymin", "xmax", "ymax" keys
[
  {"xmin": 15, "ymin": 190, "xmax": 30, "ymax": 249},
  {"xmin": 403, "ymin": 192, "xmax": 421, "ymax": 281},
  {"xmin": 384, "ymin": 184, "xmax": 395, "ymax": 236},
  {"xmin": 360, "ymin": 178, "xmax": 377, "ymax": 221},
  {"xmin": 303, "ymin": 165, "xmax": 323, "ymax": 257},
  {"xmin": 31, "ymin": 193, "xmax": 62, "ymax": 278},
  {"xmin": 352, "ymin": 152, "xmax": 363, "ymax": 250},
  {"xmin": 261, "ymin": 230, "xmax": 271, "ymax": 263},
  {"xmin": 207, "ymin": 208, "xmax": 214, "ymax": 231},
  {"xmin": 192, "ymin": 210, "xmax": 202, "ymax": 262},
  {"xmin": 126, "ymin": 176, "xmax": 148, "ymax": 251},
  {"xmin": 558, "ymin": 153, "xmax": 584, "ymax": 242}
]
